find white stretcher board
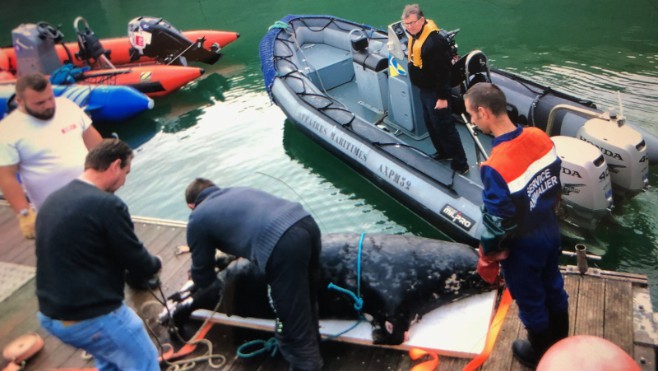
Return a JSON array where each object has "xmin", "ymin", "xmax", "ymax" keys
[{"xmin": 192, "ymin": 290, "xmax": 497, "ymax": 358}]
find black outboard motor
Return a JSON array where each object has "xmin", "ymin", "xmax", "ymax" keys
[{"xmin": 127, "ymin": 16, "xmax": 221, "ymax": 66}]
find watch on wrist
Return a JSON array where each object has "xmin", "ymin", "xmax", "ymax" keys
[{"xmin": 18, "ymin": 208, "xmax": 30, "ymax": 217}]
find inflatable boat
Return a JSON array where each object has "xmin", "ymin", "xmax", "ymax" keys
[
  {"xmin": 0, "ymin": 83, "xmax": 153, "ymax": 122},
  {"xmin": 259, "ymin": 15, "xmax": 652, "ymax": 245},
  {"xmin": 1, "ymin": 16, "xmax": 239, "ymax": 68}
]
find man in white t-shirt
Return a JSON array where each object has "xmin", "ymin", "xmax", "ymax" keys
[{"xmin": 0, "ymin": 73, "xmax": 103, "ymax": 239}]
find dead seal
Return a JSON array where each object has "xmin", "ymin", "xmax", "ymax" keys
[{"xmin": 166, "ymin": 233, "xmax": 492, "ymax": 345}]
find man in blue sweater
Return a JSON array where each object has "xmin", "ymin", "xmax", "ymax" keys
[
  {"xmin": 35, "ymin": 139, "xmax": 162, "ymax": 371},
  {"xmin": 465, "ymin": 83, "xmax": 569, "ymax": 367},
  {"xmin": 176, "ymin": 178, "xmax": 323, "ymax": 371}
]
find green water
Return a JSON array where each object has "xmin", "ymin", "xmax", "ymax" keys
[{"xmin": 2, "ymin": 0, "xmax": 657, "ymax": 309}]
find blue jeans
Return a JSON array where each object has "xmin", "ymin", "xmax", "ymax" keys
[{"xmin": 38, "ymin": 304, "xmax": 160, "ymax": 371}]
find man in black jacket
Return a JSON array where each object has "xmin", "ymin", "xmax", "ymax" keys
[
  {"xmin": 35, "ymin": 138, "xmax": 162, "ymax": 371},
  {"xmin": 171, "ymin": 178, "xmax": 323, "ymax": 371},
  {"xmin": 403, "ymin": 3, "xmax": 469, "ymax": 174}
]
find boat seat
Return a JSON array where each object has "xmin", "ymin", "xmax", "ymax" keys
[
  {"xmin": 350, "ymin": 35, "xmax": 388, "ymax": 72},
  {"xmin": 350, "ymin": 34, "xmax": 389, "ymax": 111},
  {"xmin": 298, "ymin": 43, "xmax": 354, "ymax": 91}
]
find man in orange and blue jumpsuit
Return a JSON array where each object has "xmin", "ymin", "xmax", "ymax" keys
[{"xmin": 464, "ymin": 83, "xmax": 569, "ymax": 368}]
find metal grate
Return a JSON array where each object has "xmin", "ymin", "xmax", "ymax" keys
[{"xmin": 0, "ymin": 262, "xmax": 35, "ymax": 303}]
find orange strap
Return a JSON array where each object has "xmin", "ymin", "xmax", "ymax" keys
[
  {"xmin": 159, "ymin": 322, "xmax": 214, "ymax": 362},
  {"xmin": 462, "ymin": 289, "xmax": 512, "ymax": 371},
  {"xmin": 409, "ymin": 347, "xmax": 439, "ymax": 371}
]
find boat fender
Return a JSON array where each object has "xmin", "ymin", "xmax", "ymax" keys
[{"xmin": 2, "ymin": 332, "xmax": 44, "ymax": 367}]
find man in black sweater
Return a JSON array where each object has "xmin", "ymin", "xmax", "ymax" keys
[
  {"xmin": 35, "ymin": 138, "xmax": 162, "ymax": 371},
  {"xmin": 403, "ymin": 3, "xmax": 469, "ymax": 174},
  {"xmin": 169, "ymin": 178, "xmax": 323, "ymax": 371}
]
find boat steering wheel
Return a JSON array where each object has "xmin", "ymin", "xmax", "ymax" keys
[{"xmin": 36, "ymin": 22, "xmax": 64, "ymax": 42}]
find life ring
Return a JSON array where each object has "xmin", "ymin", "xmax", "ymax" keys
[{"xmin": 2, "ymin": 332, "xmax": 44, "ymax": 364}]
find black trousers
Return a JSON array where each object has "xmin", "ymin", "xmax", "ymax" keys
[
  {"xmin": 419, "ymin": 89, "xmax": 468, "ymax": 171},
  {"xmin": 266, "ymin": 216, "xmax": 323, "ymax": 371}
]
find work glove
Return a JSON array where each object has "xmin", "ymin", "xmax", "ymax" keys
[
  {"xmin": 17, "ymin": 208, "xmax": 36, "ymax": 240},
  {"xmin": 477, "ymin": 245, "xmax": 500, "ymax": 285}
]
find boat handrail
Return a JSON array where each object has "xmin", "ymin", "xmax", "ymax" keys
[
  {"xmin": 461, "ymin": 114, "xmax": 489, "ymax": 163},
  {"xmin": 545, "ymin": 104, "xmax": 610, "ymax": 136}
]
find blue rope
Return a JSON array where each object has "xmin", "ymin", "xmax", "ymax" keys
[
  {"xmin": 327, "ymin": 283, "xmax": 363, "ymax": 312},
  {"xmin": 237, "ymin": 337, "xmax": 278, "ymax": 358},
  {"xmin": 325, "ymin": 232, "xmax": 367, "ymax": 337}
]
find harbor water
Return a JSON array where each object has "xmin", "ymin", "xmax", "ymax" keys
[{"xmin": 1, "ymin": 0, "xmax": 657, "ymax": 308}]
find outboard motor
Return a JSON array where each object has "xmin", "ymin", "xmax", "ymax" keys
[
  {"xmin": 11, "ymin": 22, "xmax": 63, "ymax": 76},
  {"xmin": 127, "ymin": 16, "xmax": 222, "ymax": 66},
  {"xmin": 577, "ymin": 116, "xmax": 649, "ymax": 200},
  {"xmin": 552, "ymin": 136, "xmax": 614, "ymax": 232}
]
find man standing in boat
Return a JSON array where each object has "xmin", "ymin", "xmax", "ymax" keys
[
  {"xmin": 402, "ymin": 4, "xmax": 469, "ymax": 174},
  {"xmin": 464, "ymin": 83, "xmax": 569, "ymax": 368},
  {"xmin": 175, "ymin": 178, "xmax": 323, "ymax": 371},
  {"xmin": 35, "ymin": 138, "xmax": 162, "ymax": 370},
  {"xmin": 0, "ymin": 73, "xmax": 103, "ymax": 239}
]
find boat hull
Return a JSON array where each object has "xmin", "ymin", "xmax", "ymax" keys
[
  {"xmin": 260, "ymin": 15, "xmax": 654, "ymax": 243},
  {"xmin": 75, "ymin": 65, "xmax": 204, "ymax": 97},
  {"xmin": 2, "ymin": 30, "xmax": 239, "ymax": 69},
  {"xmin": 0, "ymin": 83, "xmax": 153, "ymax": 122}
]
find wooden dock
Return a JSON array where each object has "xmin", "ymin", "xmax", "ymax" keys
[{"xmin": 0, "ymin": 201, "xmax": 656, "ymax": 370}]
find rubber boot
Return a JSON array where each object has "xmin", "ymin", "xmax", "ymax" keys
[
  {"xmin": 549, "ymin": 310, "xmax": 569, "ymax": 344},
  {"xmin": 512, "ymin": 328, "xmax": 552, "ymax": 368}
]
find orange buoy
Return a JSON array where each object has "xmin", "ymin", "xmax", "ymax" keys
[
  {"xmin": 537, "ymin": 335, "xmax": 641, "ymax": 371},
  {"xmin": 2, "ymin": 332, "xmax": 44, "ymax": 363}
]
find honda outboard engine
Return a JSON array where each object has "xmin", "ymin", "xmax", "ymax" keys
[
  {"xmin": 12, "ymin": 22, "xmax": 63, "ymax": 76},
  {"xmin": 127, "ymin": 16, "xmax": 221, "ymax": 66},
  {"xmin": 552, "ymin": 136, "xmax": 613, "ymax": 232},
  {"xmin": 577, "ymin": 116, "xmax": 649, "ymax": 200}
]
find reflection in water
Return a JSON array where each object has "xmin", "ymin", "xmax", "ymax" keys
[
  {"xmin": 150, "ymin": 72, "xmax": 230, "ymax": 119},
  {"xmin": 94, "ymin": 116, "xmax": 159, "ymax": 149}
]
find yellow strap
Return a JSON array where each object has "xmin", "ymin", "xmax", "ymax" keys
[{"xmin": 462, "ymin": 289, "xmax": 513, "ymax": 371}]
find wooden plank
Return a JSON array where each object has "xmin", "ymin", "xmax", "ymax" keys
[
  {"xmin": 193, "ymin": 290, "xmax": 497, "ymax": 359},
  {"xmin": 574, "ymin": 275, "xmax": 605, "ymax": 337},
  {"xmin": 604, "ymin": 279, "xmax": 634, "ymax": 355},
  {"xmin": 482, "ymin": 299, "xmax": 521, "ymax": 371},
  {"xmin": 563, "ymin": 274, "xmax": 580, "ymax": 337}
]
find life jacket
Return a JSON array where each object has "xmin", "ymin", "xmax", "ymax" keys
[{"xmin": 407, "ymin": 19, "xmax": 440, "ymax": 69}]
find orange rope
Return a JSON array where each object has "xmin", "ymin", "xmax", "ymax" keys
[
  {"xmin": 462, "ymin": 289, "xmax": 512, "ymax": 371},
  {"xmin": 159, "ymin": 322, "xmax": 214, "ymax": 362},
  {"xmin": 409, "ymin": 347, "xmax": 439, "ymax": 371}
]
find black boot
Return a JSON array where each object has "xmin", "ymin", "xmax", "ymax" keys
[
  {"xmin": 512, "ymin": 328, "xmax": 552, "ymax": 368},
  {"xmin": 549, "ymin": 310, "xmax": 569, "ymax": 344}
]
